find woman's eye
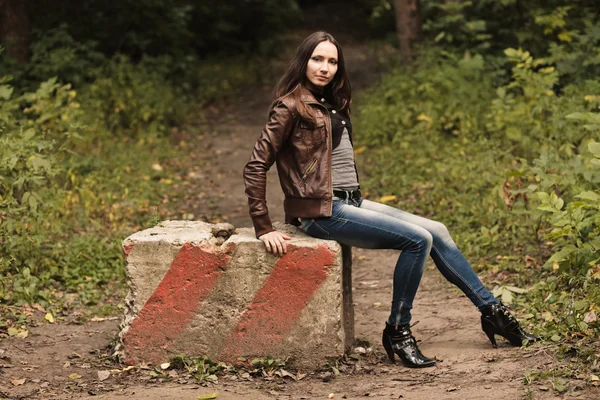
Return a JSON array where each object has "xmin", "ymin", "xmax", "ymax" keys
[
  {"xmin": 330, "ymin": 60, "xmax": 338, "ymax": 65},
  {"xmin": 312, "ymin": 57, "xmax": 321, "ymax": 62}
]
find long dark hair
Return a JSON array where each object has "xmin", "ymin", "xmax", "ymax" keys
[{"xmin": 274, "ymin": 31, "xmax": 351, "ymax": 122}]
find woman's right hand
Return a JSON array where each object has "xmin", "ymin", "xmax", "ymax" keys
[{"xmin": 258, "ymin": 230, "xmax": 291, "ymax": 256}]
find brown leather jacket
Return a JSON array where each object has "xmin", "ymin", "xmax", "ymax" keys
[{"xmin": 243, "ymin": 87, "xmax": 358, "ymax": 238}]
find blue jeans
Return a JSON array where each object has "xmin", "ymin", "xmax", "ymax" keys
[{"xmin": 300, "ymin": 196, "xmax": 499, "ymax": 326}]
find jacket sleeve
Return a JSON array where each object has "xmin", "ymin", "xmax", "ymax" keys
[{"xmin": 243, "ymin": 100, "xmax": 296, "ymax": 238}]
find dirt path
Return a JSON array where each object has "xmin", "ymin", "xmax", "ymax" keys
[{"xmin": 2, "ymin": 31, "xmax": 589, "ymax": 400}]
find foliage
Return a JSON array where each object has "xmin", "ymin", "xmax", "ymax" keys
[
  {"xmin": 0, "ymin": 52, "xmax": 261, "ymax": 312},
  {"xmin": 27, "ymin": 25, "xmax": 106, "ymax": 88},
  {"xmin": 81, "ymin": 55, "xmax": 186, "ymax": 136},
  {"xmin": 354, "ymin": 37, "xmax": 600, "ymax": 359},
  {"xmin": 166, "ymin": 355, "xmax": 289, "ymax": 383},
  {"xmin": 29, "ymin": 0, "xmax": 300, "ymax": 59},
  {"xmin": 364, "ymin": 0, "xmax": 600, "ymax": 85}
]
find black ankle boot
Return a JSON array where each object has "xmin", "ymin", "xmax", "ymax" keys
[
  {"xmin": 382, "ymin": 323, "xmax": 436, "ymax": 368},
  {"xmin": 480, "ymin": 303, "xmax": 540, "ymax": 347}
]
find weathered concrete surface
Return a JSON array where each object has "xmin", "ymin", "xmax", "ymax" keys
[{"xmin": 118, "ymin": 221, "xmax": 344, "ymax": 368}]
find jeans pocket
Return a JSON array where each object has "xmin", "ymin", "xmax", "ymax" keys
[
  {"xmin": 302, "ymin": 218, "xmax": 330, "ymax": 240},
  {"xmin": 300, "ymin": 217, "xmax": 313, "ymax": 231}
]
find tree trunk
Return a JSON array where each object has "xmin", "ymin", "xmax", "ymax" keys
[
  {"xmin": 0, "ymin": 0, "xmax": 31, "ymax": 62},
  {"xmin": 394, "ymin": 0, "xmax": 423, "ymax": 64}
]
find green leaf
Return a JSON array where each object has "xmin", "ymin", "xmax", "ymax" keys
[
  {"xmin": 537, "ymin": 205, "xmax": 557, "ymax": 213},
  {"xmin": 566, "ymin": 112, "xmax": 600, "ymax": 124},
  {"xmin": 8, "ymin": 156, "xmax": 18, "ymax": 169},
  {"xmin": 22, "ymin": 129, "xmax": 35, "ymax": 141},
  {"xmin": 0, "ymin": 85, "xmax": 13, "ymax": 100},
  {"xmin": 574, "ymin": 300, "xmax": 588, "ymax": 311},
  {"xmin": 589, "ymin": 236, "xmax": 600, "ymax": 251},
  {"xmin": 589, "ymin": 142, "xmax": 600, "ymax": 157},
  {"xmin": 575, "ymin": 191, "xmax": 600, "ymax": 201},
  {"xmin": 536, "ymin": 192, "xmax": 550, "ymax": 202},
  {"xmin": 29, "ymin": 156, "xmax": 51, "ymax": 173},
  {"xmin": 506, "ymin": 286, "xmax": 528, "ymax": 294},
  {"xmin": 547, "ymin": 246, "xmax": 577, "ymax": 263}
]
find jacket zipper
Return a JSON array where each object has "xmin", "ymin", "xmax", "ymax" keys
[
  {"xmin": 301, "ymin": 158, "xmax": 318, "ymax": 185},
  {"xmin": 305, "ymin": 99, "xmax": 334, "ymax": 216}
]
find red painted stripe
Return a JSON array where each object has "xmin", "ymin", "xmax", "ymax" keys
[
  {"xmin": 123, "ymin": 242, "xmax": 233, "ymax": 364},
  {"xmin": 122, "ymin": 243, "xmax": 133, "ymax": 258},
  {"xmin": 220, "ymin": 244, "xmax": 335, "ymax": 360}
]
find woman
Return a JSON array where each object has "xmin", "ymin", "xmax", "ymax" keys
[{"xmin": 243, "ymin": 31, "xmax": 538, "ymax": 368}]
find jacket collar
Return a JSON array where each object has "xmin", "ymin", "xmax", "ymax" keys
[{"xmin": 299, "ymin": 86, "xmax": 324, "ymax": 105}]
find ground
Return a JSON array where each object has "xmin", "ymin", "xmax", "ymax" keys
[{"xmin": 1, "ymin": 29, "xmax": 599, "ymax": 400}]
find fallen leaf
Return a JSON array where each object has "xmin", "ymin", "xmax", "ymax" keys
[
  {"xmin": 32, "ymin": 304, "xmax": 45, "ymax": 312},
  {"xmin": 11, "ymin": 378, "xmax": 25, "ymax": 386},
  {"xmin": 378, "ymin": 195, "xmax": 397, "ymax": 204},
  {"xmin": 160, "ymin": 362, "xmax": 170, "ymax": 370},
  {"xmin": 98, "ymin": 370, "xmax": 110, "ymax": 381},
  {"xmin": 167, "ymin": 370, "xmax": 178, "ymax": 378},
  {"xmin": 590, "ymin": 374, "xmax": 599, "ymax": 382},
  {"xmin": 296, "ymin": 372, "xmax": 307, "ymax": 380},
  {"xmin": 63, "ymin": 361, "xmax": 71, "ymax": 369},
  {"xmin": 197, "ymin": 393, "xmax": 218, "ymax": 399},
  {"xmin": 16, "ymin": 330, "xmax": 28, "ymax": 339},
  {"xmin": 505, "ymin": 285, "xmax": 528, "ymax": 294},
  {"xmin": 45, "ymin": 313, "xmax": 55, "ymax": 323},
  {"xmin": 152, "ymin": 163, "xmax": 163, "ymax": 171},
  {"xmin": 584, "ymin": 311, "xmax": 597, "ymax": 323},
  {"xmin": 68, "ymin": 373, "xmax": 82, "ymax": 380},
  {"xmin": 7, "ymin": 327, "xmax": 18, "ymax": 337},
  {"xmin": 120, "ymin": 366, "xmax": 136, "ymax": 373}
]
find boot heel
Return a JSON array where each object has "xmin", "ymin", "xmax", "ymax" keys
[
  {"xmin": 382, "ymin": 335, "xmax": 396, "ymax": 363},
  {"xmin": 483, "ymin": 325, "xmax": 497, "ymax": 348}
]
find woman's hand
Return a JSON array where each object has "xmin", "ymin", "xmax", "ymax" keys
[{"xmin": 259, "ymin": 230, "xmax": 291, "ymax": 256}]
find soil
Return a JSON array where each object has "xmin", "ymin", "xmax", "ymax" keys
[{"xmin": 1, "ymin": 25, "xmax": 599, "ymax": 400}]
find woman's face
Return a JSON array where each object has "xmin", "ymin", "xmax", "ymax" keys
[{"xmin": 305, "ymin": 40, "xmax": 338, "ymax": 90}]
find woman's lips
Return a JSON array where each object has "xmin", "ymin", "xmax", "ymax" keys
[{"xmin": 316, "ymin": 76, "xmax": 328, "ymax": 81}]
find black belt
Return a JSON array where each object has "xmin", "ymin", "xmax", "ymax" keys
[{"xmin": 333, "ymin": 189, "xmax": 361, "ymax": 201}]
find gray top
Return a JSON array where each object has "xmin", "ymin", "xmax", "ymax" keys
[{"xmin": 332, "ymin": 127, "xmax": 359, "ymax": 191}]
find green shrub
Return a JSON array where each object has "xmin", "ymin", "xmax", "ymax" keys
[
  {"xmin": 81, "ymin": 55, "xmax": 186, "ymax": 136},
  {"xmin": 354, "ymin": 45, "xmax": 600, "ymax": 345}
]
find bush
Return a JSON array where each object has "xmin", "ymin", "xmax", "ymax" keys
[
  {"xmin": 81, "ymin": 55, "xmax": 186, "ymax": 136},
  {"xmin": 354, "ymin": 45, "xmax": 600, "ymax": 344}
]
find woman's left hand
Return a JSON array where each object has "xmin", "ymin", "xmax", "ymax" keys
[{"xmin": 258, "ymin": 230, "xmax": 291, "ymax": 256}]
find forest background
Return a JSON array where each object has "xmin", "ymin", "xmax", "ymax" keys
[{"xmin": 0, "ymin": 0, "xmax": 599, "ymax": 394}]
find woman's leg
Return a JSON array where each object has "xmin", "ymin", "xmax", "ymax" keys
[
  {"xmin": 300, "ymin": 198, "xmax": 434, "ymax": 326},
  {"xmin": 358, "ymin": 199, "xmax": 499, "ymax": 309}
]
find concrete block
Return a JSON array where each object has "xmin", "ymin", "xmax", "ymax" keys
[{"xmin": 118, "ymin": 221, "xmax": 346, "ymax": 368}]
